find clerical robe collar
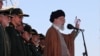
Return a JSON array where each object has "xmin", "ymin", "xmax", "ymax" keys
[{"xmin": 52, "ymin": 24, "xmax": 60, "ymax": 31}]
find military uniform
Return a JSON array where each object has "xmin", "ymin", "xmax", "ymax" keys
[
  {"xmin": 17, "ymin": 29, "xmax": 32, "ymax": 56},
  {"xmin": 0, "ymin": 25, "xmax": 4, "ymax": 56},
  {"xmin": 0, "ymin": 9, "xmax": 11, "ymax": 56},
  {"xmin": 5, "ymin": 23, "xmax": 26, "ymax": 56},
  {"xmin": 29, "ymin": 43, "xmax": 42, "ymax": 56},
  {"xmin": 24, "ymin": 42, "xmax": 32, "ymax": 56},
  {"xmin": 22, "ymin": 23, "xmax": 33, "ymax": 56},
  {"xmin": 5, "ymin": 8, "xmax": 30, "ymax": 56},
  {"xmin": 29, "ymin": 29, "xmax": 42, "ymax": 56},
  {"xmin": 0, "ymin": 25, "xmax": 11, "ymax": 56}
]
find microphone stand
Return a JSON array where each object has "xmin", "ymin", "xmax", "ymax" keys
[
  {"xmin": 80, "ymin": 29, "xmax": 88, "ymax": 56},
  {"xmin": 67, "ymin": 24, "xmax": 88, "ymax": 56}
]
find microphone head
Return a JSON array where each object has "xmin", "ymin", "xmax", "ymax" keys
[{"xmin": 67, "ymin": 24, "xmax": 74, "ymax": 29}]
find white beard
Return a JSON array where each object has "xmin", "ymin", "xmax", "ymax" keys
[{"xmin": 58, "ymin": 24, "xmax": 64, "ymax": 31}]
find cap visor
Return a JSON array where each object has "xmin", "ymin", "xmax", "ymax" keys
[
  {"xmin": 19, "ymin": 14, "xmax": 29, "ymax": 17},
  {"xmin": 23, "ymin": 14, "xmax": 29, "ymax": 17}
]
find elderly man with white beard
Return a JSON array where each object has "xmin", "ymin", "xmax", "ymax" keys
[{"xmin": 44, "ymin": 10, "xmax": 80, "ymax": 56}]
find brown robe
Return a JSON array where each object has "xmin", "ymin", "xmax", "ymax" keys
[{"xmin": 44, "ymin": 26, "xmax": 78, "ymax": 56}]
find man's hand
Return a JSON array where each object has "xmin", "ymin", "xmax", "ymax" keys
[{"xmin": 75, "ymin": 16, "xmax": 80, "ymax": 29}]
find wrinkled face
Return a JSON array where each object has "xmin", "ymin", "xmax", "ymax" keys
[
  {"xmin": 12, "ymin": 15, "xmax": 23, "ymax": 26},
  {"xmin": 54, "ymin": 16, "xmax": 65, "ymax": 30},
  {"xmin": 2, "ymin": 15, "xmax": 10, "ymax": 27},
  {"xmin": 0, "ymin": 1, "xmax": 3, "ymax": 9}
]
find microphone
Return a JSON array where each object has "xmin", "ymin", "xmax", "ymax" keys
[{"xmin": 67, "ymin": 24, "xmax": 84, "ymax": 31}]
